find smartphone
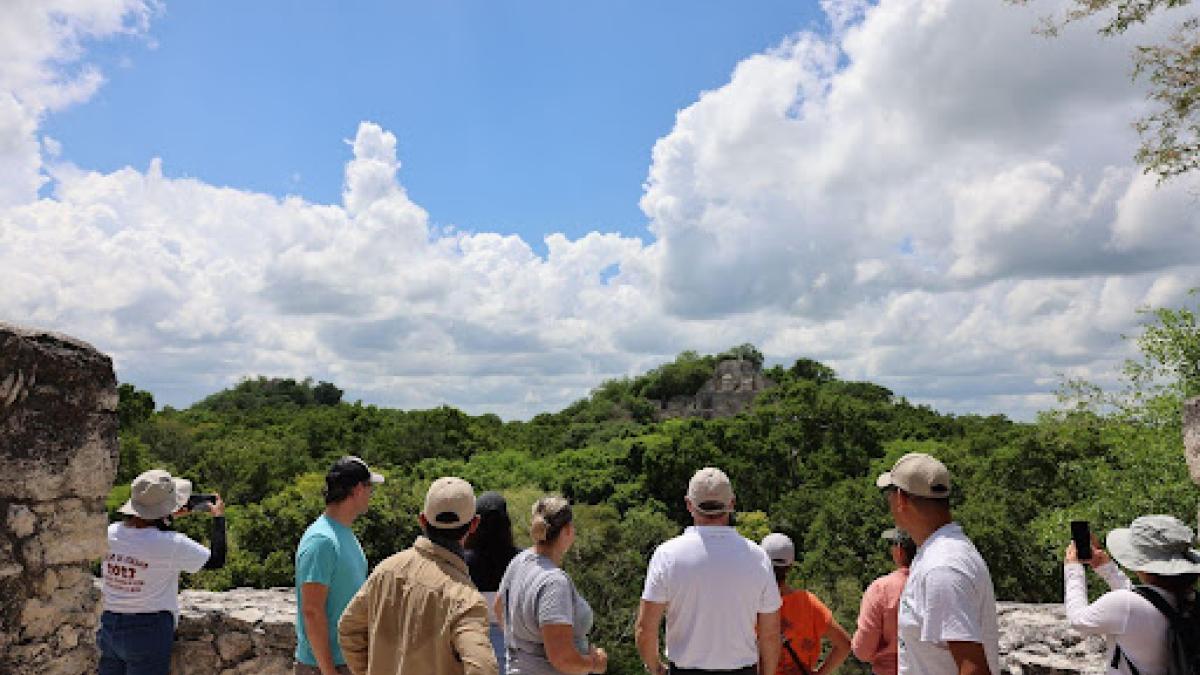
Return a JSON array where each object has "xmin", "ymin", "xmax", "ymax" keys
[
  {"xmin": 1071, "ymin": 520, "xmax": 1092, "ymax": 561},
  {"xmin": 186, "ymin": 494, "xmax": 217, "ymax": 512}
]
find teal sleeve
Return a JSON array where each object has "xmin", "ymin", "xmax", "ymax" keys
[{"xmin": 297, "ymin": 534, "xmax": 338, "ymax": 586}]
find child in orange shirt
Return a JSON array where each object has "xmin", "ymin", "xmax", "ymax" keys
[{"xmin": 762, "ymin": 533, "xmax": 852, "ymax": 675}]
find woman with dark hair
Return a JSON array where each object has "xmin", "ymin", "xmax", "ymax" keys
[
  {"xmin": 466, "ymin": 491, "xmax": 520, "ymax": 670},
  {"xmin": 1064, "ymin": 515, "xmax": 1200, "ymax": 675},
  {"xmin": 98, "ymin": 469, "xmax": 227, "ymax": 675},
  {"xmin": 495, "ymin": 496, "xmax": 607, "ymax": 674}
]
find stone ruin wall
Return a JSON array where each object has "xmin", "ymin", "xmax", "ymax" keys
[
  {"xmin": 0, "ymin": 323, "xmax": 118, "ymax": 675},
  {"xmin": 1185, "ymin": 397, "xmax": 1200, "ymax": 524},
  {"xmin": 656, "ymin": 359, "xmax": 777, "ymax": 421},
  {"xmin": 170, "ymin": 588, "xmax": 295, "ymax": 675},
  {"xmin": 170, "ymin": 590, "xmax": 1111, "ymax": 675},
  {"xmin": 0, "ymin": 318, "xmax": 1196, "ymax": 674}
]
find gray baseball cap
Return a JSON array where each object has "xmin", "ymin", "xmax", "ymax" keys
[
  {"xmin": 688, "ymin": 467, "xmax": 734, "ymax": 515},
  {"xmin": 762, "ymin": 532, "xmax": 795, "ymax": 567}
]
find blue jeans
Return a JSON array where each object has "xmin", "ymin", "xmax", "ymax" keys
[
  {"xmin": 97, "ymin": 611, "xmax": 175, "ymax": 675},
  {"xmin": 489, "ymin": 622, "xmax": 506, "ymax": 672}
]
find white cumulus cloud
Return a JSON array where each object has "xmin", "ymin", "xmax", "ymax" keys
[{"xmin": 1, "ymin": 0, "xmax": 1197, "ymax": 420}]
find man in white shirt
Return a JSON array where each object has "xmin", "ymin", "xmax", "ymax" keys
[
  {"xmin": 876, "ymin": 453, "xmax": 1000, "ymax": 675},
  {"xmin": 635, "ymin": 467, "xmax": 782, "ymax": 675}
]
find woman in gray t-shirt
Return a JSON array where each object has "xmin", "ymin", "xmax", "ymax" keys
[{"xmin": 496, "ymin": 496, "xmax": 607, "ymax": 674}]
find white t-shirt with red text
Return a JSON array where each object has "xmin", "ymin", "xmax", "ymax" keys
[{"xmin": 102, "ymin": 522, "xmax": 210, "ymax": 621}]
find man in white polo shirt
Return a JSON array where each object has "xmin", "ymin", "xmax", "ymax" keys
[
  {"xmin": 876, "ymin": 453, "xmax": 1000, "ymax": 675},
  {"xmin": 635, "ymin": 467, "xmax": 782, "ymax": 675}
]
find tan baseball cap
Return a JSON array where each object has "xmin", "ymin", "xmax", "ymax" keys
[
  {"xmin": 687, "ymin": 467, "xmax": 734, "ymax": 514},
  {"xmin": 423, "ymin": 477, "xmax": 476, "ymax": 529},
  {"xmin": 118, "ymin": 469, "xmax": 191, "ymax": 520},
  {"xmin": 875, "ymin": 452, "xmax": 951, "ymax": 498}
]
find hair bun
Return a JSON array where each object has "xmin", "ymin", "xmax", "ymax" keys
[{"xmin": 530, "ymin": 515, "xmax": 549, "ymax": 543}]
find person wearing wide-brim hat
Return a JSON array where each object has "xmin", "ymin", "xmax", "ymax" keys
[
  {"xmin": 99, "ymin": 469, "xmax": 227, "ymax": 675},
  {"xmin": 1064, "ymin": 515, "xmax": 1200, "ymax": 675}
]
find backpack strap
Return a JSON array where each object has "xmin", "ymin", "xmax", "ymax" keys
[
  {"xmin": 1112, "ymin": 645, "xmax": 1142, "ymax": 675},
  {"xmin": 1132, "ymin": 586, "xmax": 1183, "ymax": 626}
]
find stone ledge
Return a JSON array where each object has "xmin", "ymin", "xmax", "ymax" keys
[{"xmin": 173, "ymin": 588, "xmax": 1107, "ymax": 675}]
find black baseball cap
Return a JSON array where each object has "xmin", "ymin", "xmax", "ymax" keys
[{"xmin": 327, "ymin": 456, "xmax": 385, "ymax": 489}]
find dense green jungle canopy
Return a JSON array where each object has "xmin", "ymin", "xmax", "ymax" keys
[{"xmin": 109, "ymin": 300, "xmax": 1200, "ymax": 675}]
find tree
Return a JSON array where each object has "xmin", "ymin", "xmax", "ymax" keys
[
  {"xmin": 789, "ymin": 357, "xmax": 836, "ymax": 384},
  {"xmin": 117, "ymin": 383, "xmax": 155, "ymax": 431},
  {"xmin": 1013, "ymin": 0, "xmax": 1198, "ymax": 180},
  {"xmin": 313, "ymin": 381, "xmax": 343, "ymax": 406},
  {"xmin": 1057, "ymin": 289, "xmax": 1200, "ymax": 424},
  {"xmin": 718, "ymin": 343, "xmax": 765, "ymax": 367}
]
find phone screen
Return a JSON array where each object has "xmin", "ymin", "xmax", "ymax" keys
[{"xmin": 1070, "ymin": 520, "xmax": 1092, "ymax": 561}]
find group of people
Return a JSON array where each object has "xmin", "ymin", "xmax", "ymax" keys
[{"xmin": 96, "ymin": 452, "xmax": 1200, "ymax": 675}]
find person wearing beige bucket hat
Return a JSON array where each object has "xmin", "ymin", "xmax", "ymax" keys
[
  {"xmin": 1064, "ymin": 515, "xmax": 1200, "ymax": 675},
  {"xmin": 99, "ymin": 469, "xmax": 227, "ymax": 675}
]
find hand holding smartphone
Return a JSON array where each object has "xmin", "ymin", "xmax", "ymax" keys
[
  {"xmin": 1070, "ymin": 520, "xmax": 1092, "ymax": 561},
  {"xmin": 186, "ymin": 493, "xmax": 218, "ymax": 513}
]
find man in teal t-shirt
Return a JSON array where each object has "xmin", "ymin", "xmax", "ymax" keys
[{"xmin": 294, "ymin": 456, "xmax": 384, "ymax": 675}]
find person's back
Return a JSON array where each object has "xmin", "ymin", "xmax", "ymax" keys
[
  {"xmin": 645, "ymin": 519, "xmax": 780, "ymax": 670},
  {"xmin": 660, "ymin": 525, "xmax": 774, "ymax": 666},
  {"xmin": 854, "ymin": 529, "xmax": 916, "ymax": 675},
  {"xmin": 465, "ymin": 491, "xmax": 520, "ymax": 671},
  {"xmin": 1064, "ymin": 515, "xmax": 1200, "ymax": 675},
  {"xmin": 637, "ymin": 467, "xmax": 781, "ymax": 675},
  {"xmin": 877, "ymin": 453, "xmax": 1000, "ymax": 675},
  {"xmin": 341, "ymin": 540, "xmax": 492, "ymax": 675},
  {"xmin": 853, "ymin": 567, "xmax": 908, "ymax": 675},
  {"xmin": 104, "ymin": 522, "xmax": 210, "ymax": 617},
  {"xmin": 900, "ymin": 523, "xmax": 1000, "ymax": 675},
  {"xmin": 338, "ymin": 476, "xmax": 497, "ymax": 675}
]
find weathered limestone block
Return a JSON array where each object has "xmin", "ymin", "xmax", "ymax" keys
[
  {"xmin": 1, "ymin": 322, "xmax": 117, "ymax": 675},
  {"xmin": 216, "ymin": 631, "xmax": 254, "ymax": 663},
  {"xmin": 7, "ymin": 504, "xmax": 36, "ymax": 538},
  {"xmin": 175, "ymin": 587, "xmax": 297, "ymax": 674},
  {"xmin": 0, "ymin": 324, "xmax": 119, "ymax": 499},
  {"xmin": 170, "ymin": 640, "xmax": 222, "ymax": 675},
  {"xmin": 998, "ymin": 603, "xmax": 1106, "ymax": 675},
  {"xmin": 1184, "ymin": 397, "xmax": 1200, "ymax": 487},
  {"xmin": 220, "ymin": 654, "xmax": 292, "ymax": 675}
]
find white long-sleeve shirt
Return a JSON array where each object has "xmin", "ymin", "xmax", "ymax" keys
[{"xmin": 1063, "ymin": 562, "xmax": 1171, "ymax": 675}]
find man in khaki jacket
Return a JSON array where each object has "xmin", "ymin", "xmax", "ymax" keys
[{"xmin": 338, "ymin": 477, "xmax": 498, "ymax": 675}]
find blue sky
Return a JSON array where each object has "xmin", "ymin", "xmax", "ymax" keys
[
  {"xmin": 5, "ymin": 0, "xmax": 1198, "ymax": 419},
  {"xmin": 46, "ymin": 0, "xmax": 822, "ymax": 245}
]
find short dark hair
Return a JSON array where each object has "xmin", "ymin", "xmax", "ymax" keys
[
  {"xmin": 325, "ymin": 456, "xmax": 372, "ymax": 504},
  {"xmin": 893, "ymin": 537, "xmax": 917, "ymax": 565},
  {"xmin": 423, "ymin": 520, "xmax": 472, "ymax": 546},
  {"xmin": 893, "ymin": 487, "xmax": 950, "ymax": 509},
  {"xmin": 773, "ymin": 564, "xmax": 790, "ymax": 584}
]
